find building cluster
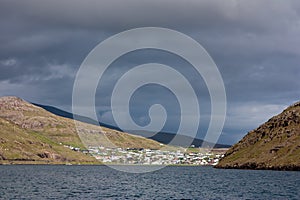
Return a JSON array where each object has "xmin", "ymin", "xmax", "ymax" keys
[{"xmin": 85, "ymin": 146, "xmax": 224, "ymax": 165}]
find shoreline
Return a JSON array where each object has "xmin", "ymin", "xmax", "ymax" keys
[
  {"xmin": 215, "ymin": 164, "xmax": 300, "ymax": 171},
  {"xmin": 2, "ymin": 162, "xmax": 300, "ymax": 171},
  {"xmin": 0, "ymin": 161, "xmax": 215, "ymax": 167}
]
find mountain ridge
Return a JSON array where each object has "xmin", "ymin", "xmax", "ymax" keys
[{"xmin": 33, "ymin": 103, "xmax": 230, "ymax": 148}]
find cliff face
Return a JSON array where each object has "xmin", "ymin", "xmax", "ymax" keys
[
  {"xmin": 216, "ymin": 101, "xmax": 300, "ymax": 170},
  {"xmin": 0, "ymin": 96, "xmax": 162, "ymax": 164}
]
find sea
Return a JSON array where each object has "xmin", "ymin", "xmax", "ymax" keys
[{"xmin": 0, "ymin": 165, "xmax": 299, "ymax": 199}]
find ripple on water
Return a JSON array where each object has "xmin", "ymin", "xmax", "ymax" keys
[{"xmin": 0, "ymin": 165, "xmax": 299, "ymax": 199}]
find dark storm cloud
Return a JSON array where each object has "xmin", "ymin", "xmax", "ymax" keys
[{"xmin": 0, "ymin": 0, "xmax": 300, "ymax": 144}]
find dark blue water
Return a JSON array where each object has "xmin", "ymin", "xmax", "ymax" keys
[{"xmin": 0, "ymin": 165, "xmax": 299, "ymax": 199}]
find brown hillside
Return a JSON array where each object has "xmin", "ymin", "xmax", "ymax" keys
[
  {"xmin": 216, "ymin": 101, "xmax": 300, "ymax": 170},
  {"xmin": 0, "ymin": 96, "xmax": 162, "ymax": 164}
]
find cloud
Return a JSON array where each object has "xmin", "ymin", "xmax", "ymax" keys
[
  {"xmin": 0, "ymin": 0, "xmax": 300, "ymax": 144},
  {"xmin": 0, "ymin": 58, "xmax": 17, "ymax": 66},
  {"xmin": 226, "ymin": 103, "xmax": 288, "ymax": 130}
]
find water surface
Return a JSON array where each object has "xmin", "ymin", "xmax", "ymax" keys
[{"xmin": 0, "ymin": 165, "xmax": 299, "ymax": 199}]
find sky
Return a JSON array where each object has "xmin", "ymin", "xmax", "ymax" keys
[{"xmin": 0, "ymin": 0, "xmax": 300, "ymax": 145}]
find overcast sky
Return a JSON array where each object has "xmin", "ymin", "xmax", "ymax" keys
[{"xmin": 0, "ymin": 0, "xmax": 299, "ymax": 145}]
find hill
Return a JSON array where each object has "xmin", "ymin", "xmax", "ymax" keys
[
  {"xmin": 0, "ymin": 96, "xmax": 163, "ymax": 164},
  {"xmin": 33, "ymin": 103, "xmax": 230, "ymax": 148},
  {"xmin": 0, "ymin": 117, "xmax": 97, "ymax": 164},
  {"xmin": 216, "ymin": 101, "xmax": 300, "ymax": 170}
]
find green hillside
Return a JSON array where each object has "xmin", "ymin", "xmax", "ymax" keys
[
  {"xmin": 0, "ymin": 117, "xmax": 98, "ymax": 164},
  {"xmin": 0, "ymin": 96, "xmax": 163, "ymax": 164}
]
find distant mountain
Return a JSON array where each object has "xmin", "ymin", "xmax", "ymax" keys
[
  {"xmin": 34, "ymin": 103, "xmax": 230, "ymax": 148},
  {"xmin": 128, "ymin": 130, "xmax": 230, "ymax": 148},
  {"xmin": 32, "ymin": 103, "xmax": 106, "ymax": 126},
  {"xmin": 216, "ymin": 101, "xmax": 300, "ymax": 171},
  {"xmin": 0, "ymin": 96, "xmax": 163, "ymax": 164}
]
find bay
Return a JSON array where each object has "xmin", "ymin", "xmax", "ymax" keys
[{"xmin": 0, "ymin": 165, "xmax": 299, "ymax": 199}]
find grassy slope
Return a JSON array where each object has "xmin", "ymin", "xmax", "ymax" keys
[
  {"xmin": 0, "ymin": 118, "xmax": 98, "ymax": 164},
  {"xmin": 216, "ymin": 102, "xmax": 300, "ymax": 170},
  {"xmin": 0, "ymin": 96, "xmax": 165, "ymax": 164}
]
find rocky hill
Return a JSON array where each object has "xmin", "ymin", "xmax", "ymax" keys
[
  {"xmin": 216, "ymin": 101, "xmax": 300, "ymax": 170},
  {"xmin": 0, "ymin": 96, "xmax": 162, "ymax": 164}
]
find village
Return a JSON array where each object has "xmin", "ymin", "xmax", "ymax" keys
[{"xmin": 82, "ymin": 146, "xmax": 225, "ymax": 165}]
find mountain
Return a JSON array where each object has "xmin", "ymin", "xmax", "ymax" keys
[
  {"xmin": 128, "ymin": 130, "xmax": 230, "ymax": 148},
  {"xmin": 33, "ymin": 103, "xmax": 230, "ymax": 148},
  {"xmin": 32, "ymin": 103, "xmax": 120, "ymax": 130},
  {"xmin": 0, "ymin": 96, "xmax": 163, "ymax": 164},
  {"xmin": 216, "ymin": 101, "xmax": 300, "ymax": 171}
]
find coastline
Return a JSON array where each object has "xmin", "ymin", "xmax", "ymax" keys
[
  {"xmin": 2, "ymin": 160, "xmax": 300, "ymax": 171},
  {"xmin": 215, "ymin": 163, "xmax": 300, "ymax": 171},
  {"xmin": 0, "ymin": 161, "xmax": 216, "ymax": 167}
]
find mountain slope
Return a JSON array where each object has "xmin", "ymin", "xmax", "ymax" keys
[
  {"xmin": 33, "ymin": 103, "xmax": 230, "ymax": 148},
  {"xmin": 0, "ymin": 96, "xmax": 162, "ymax": 164},
  {"xmin": 216, "ymin": 101, "xmax": 300, "ymax": 170},
  {"xmin": 0, "ymin": 117, "xmax": 97, "ymax": 164}
]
